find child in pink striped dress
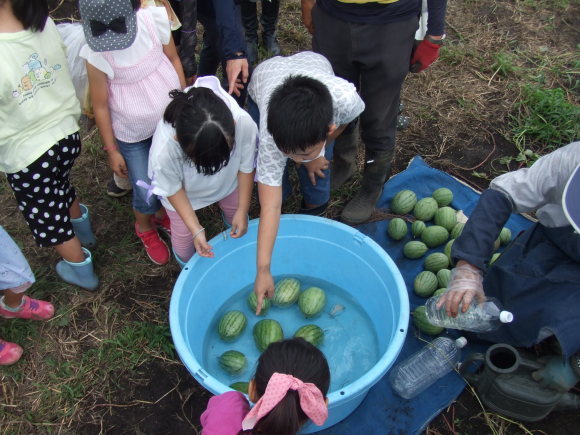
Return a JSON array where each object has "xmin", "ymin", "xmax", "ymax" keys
[{"xmin": 80, "ymin": 0, "xmax": 185, "ymax": 265}]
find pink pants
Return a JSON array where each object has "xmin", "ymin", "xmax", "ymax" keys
[{"xmin": 167, "ymin": 188, "xmax": 239, "ymax": 262}]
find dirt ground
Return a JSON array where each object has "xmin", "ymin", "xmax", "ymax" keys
[{"xmin": 1, "ymin": 0, "xmax": 578, "ymax": 434}]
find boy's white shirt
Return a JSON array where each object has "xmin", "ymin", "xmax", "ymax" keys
[
  {"xmin": 248, "ymin": 51, "xmax": 365, "ymax": 187},
  {"xmin": 148, "ymin": 76, "xmax": 258, "ymax": 211},
  {"xmin": 79, "ymin": 7, "xmax": 171, "ymax": 79}
]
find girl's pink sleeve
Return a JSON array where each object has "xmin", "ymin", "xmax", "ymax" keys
[{"xmin": 200, "ymin": 391, "xmax": 250, "ymax": 435}]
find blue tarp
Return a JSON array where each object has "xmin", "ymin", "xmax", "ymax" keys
[{"xmin": 320, "ymin": 157, "xmax": 533, "ymax": 434}]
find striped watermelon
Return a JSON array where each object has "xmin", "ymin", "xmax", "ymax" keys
[
  {"xmin": 403, "ymin": 241, "xmax": 428, "ymax": 259},
  {"xmin": 298, "ymin": 287, "xmax": 326, "ymax": 318},
  {"xmin": 424, "ymin": 252, "xmax": 450, "ymax": 272},
  {"xmin": 413, "ymin": 197, "xmax": 439, "ymax": 221},
  {"xmin": 218, "ymin": 311, "xmax": 247, "ymax": 341},
  {"xmin": 434, "ymin": 207, "xmax": 457, "ymax": 232},
  {"xmin": 437, "ymin": 268, "xmax": 452, "ymax": 288},
  {"xmin": 391, "ymin": 190, "xmax": 417, "ymax": 215},
  {"xmin": 218, "ymin": 350, "xmax": 247, "ymax": 374},
  {"xmin": 388, "ymin": 218, "xmax": 408, "ymax": 240},
  {"xmin": 229, "ymin": 381, "xmax": 249, "ymax": 394},
  {"xmin": 294, "ymin": 324, "xmax": 324, "ymax": 347},
  {"xmin": 432, "ymin": 188, "xmax": 453, "ymax": 207},
  {"xmin": 253, "ymin": 319, "xmax": 284, "ymax": 352},
  {"xmin": 450, "ymin": 222, "xmax": 465, "ymax": 239},
  {"xmin": 273, "ymin": 278, "xmax": 301, "ymax": 307},
  {"xmin": 411, "ymin": 220, "xmax": 426, "ymax": 238},
  {"xmin": 421, "ymin": 225, "xmax": 449, "ymax": 248},
  {"xmin": 414, "ymin": 271, "xmax": 438, "ymax": 297},
  {"xmin": 247, "ymin": 291, "xmax": 271, "ymax": 316}
]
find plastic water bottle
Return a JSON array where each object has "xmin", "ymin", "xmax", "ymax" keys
[
  {"xmin": 425, "ymin": 295, "xmax": 513, "ymax": 333},
  {"xmin": 389, "ymin": 336, "xmax": 467, "ymax": 399}
]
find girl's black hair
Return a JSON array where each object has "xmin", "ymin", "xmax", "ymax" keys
[
  {"xmin": 9, "ymin": 0, "xmax": 48, "ymax": 31},
  {"xmin": 245, "ymin": 338, "xmax": 330, "ymax": 435},
  {"xmin": 130, "ymin": 0, "xmax": 141, "ymax": 11},
  {"xmin": 164, "ymin": 87, "xmax": 235, "ymax": 176}
]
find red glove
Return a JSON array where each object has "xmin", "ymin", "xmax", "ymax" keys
[{"xmin": 410, "ymin": 39, "xmax": 441, "ymax": 73}]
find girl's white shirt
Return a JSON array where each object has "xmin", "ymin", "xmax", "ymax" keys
[{"xmin": 148, "ymin": 76, "xmax": 258, "ymax": 211}]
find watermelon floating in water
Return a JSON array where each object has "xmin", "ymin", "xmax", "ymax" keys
[
  {"xmin": 273, "ymin": 278, "xmax": 301, "ymax": 307},
  {"xmin": 294, "ymin": 324, "xmax": 324, "ymax": 347},
  {"xmin": 253, "ymin": 319, "xmax": 284, "ymax": 352},
  {"xmin": 218, "ymin": 311, "xmax": 247, "ymax": 342},
  {"xmin": 298, "ymin": 287, "xmax": 326, "ymax": 318},
  {"xmin": 218, "ymin": 350, "xmax": 247, "ymax": 375},
  {"xmin": 247, "ymin": 291, "xmax": 271, "ymax": 316}
]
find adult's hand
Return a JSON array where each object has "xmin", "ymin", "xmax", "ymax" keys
[
  {"xmin": 254, "ymin": 270, "xmax": 275, "ymax": 315},
  {"xmin": 226, "ymin": 58, "xmax": 249, "ymax": 97},
  {"xmin": 301, "ymin": 0, "xmax": 316, "ymax": 34},
  {"xmin": 436, "ymin": 261, "xmax": 485, "ymax": 317},
  {"xmin": 302, "ymin": 157, "xmax": 329, "ymax": 186},
  {"xmin": 410, "ymin": 37, "xmax": 442, "ymax": 73}
]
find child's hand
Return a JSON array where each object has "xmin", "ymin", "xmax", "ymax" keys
[
  {"xmin": 230, "ymin": 210, "xmax": 248, "ymax": 239},
  {"xmin": 303, "ymin": 157, "xmax": 329, "ymax": 186},
  {"xmin": 193, "ymin": 231, "xmax": 214, "ymax": 258},
  {"xmin": 254, "ymin": 271, "xmax": 274, "ymax": 315},
  {"xmin": 108, "ymin": 150, "xmax": 128, "ymax": 178}
]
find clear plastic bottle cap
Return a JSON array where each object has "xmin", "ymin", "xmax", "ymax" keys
[
  {"xmin": 455, "ymin": 337, "xmax": 468, "ymax": 348},
  {"xmin": 499, "ymin": 311, "xmax": 514, "ymax": 323}
]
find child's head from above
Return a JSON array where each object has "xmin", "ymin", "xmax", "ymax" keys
[
  {"xmin": 164, "ymin": 87, "xmax": 235, "ymax": 176},
  {"xmin": 79, "ymin": 0, "xmax": 141, "ymax": 52},
  {"xmin": 1, "ymin": 0, "xmax": 48, "ymax": 31},
  {"xmin": 245, "ymin": 338, "xmax": 330, "ymax": 435},
  {"xmin": 267, "ymin": 76, "xmax": 335, "ymax": 163}
]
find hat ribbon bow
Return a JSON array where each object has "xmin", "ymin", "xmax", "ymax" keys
[{"xmin": 90, "ymin": 17, "xmax": 127, "ymax": 37}]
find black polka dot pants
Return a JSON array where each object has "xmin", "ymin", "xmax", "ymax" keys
[{"xmin": 6, "ymin": 133, "xmax": 81, "ymax": 247}]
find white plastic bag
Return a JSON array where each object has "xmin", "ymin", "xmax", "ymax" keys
[{"xmin": 56, "ymin": 23, "xmax": 88, "ymax": 108}]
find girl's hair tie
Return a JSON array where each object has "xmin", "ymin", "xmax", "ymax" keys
[{"xmin": 241, "ymin": 372, "xmax": 328, "ymax": 430}]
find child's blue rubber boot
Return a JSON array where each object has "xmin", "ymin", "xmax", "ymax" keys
[
  {"xmin": 173, "ymin": 248, "xmax": 187, "ymax": 269},
  {"xmin": 71, "ymin": 204, "xmax": 97, "ymax": 249},
  {"xmin": 56, "ymin": 248, "xmax": 99, "ymax": 291}
]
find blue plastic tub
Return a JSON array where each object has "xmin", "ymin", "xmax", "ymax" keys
[{"xmin": 170, "ymin": 215, "xmax": 408, "ymax": 433}]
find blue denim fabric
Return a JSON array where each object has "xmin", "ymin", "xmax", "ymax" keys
[
  {"xmin": 116, "ymin": 137, "xmax": 161, "ymax": 215},
  {"xmin": 246, "ymin": 98, "xmax": 333, "ymax": 207}
]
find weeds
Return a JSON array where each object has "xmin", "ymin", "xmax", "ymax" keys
[{"xmin": 509, "ymin": 84, "xmax": 580, "ymax": 150}]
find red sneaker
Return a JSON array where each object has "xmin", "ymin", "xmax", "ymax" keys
[
  {"xmin": 0, "ymin": 296, "xmax": 54, "ymax": 320},
  {"xmin": 135, "ymin": 223, "xmax": 170, "ymax": 265},
  {"xmin": 0, "ymin": 339, "xmax": 23, "ymax": 365},
  {"xmin": 153, "ymin": 213, "xmax": 171, "ymax": 236}
]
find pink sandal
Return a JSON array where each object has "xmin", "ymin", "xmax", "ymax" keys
[
  {"xmin": 0, "ymin": 339, "xmax": 23, "ymax": 365},
  {"xmin": 0, "ymin": 296, "xmax": 54, "ymax": 320}
]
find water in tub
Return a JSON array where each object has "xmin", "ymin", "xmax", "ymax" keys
[{"xmin": 202, "ymin": 275, "xmax": 380, "ymax": 393}]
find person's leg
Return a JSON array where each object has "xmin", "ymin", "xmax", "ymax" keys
[
  {"xmin": 166, "ymin": 209, "xmax": 195, "ymax": 263},
  {"xmin": 260, "ymin": 0, "xmax": 280, "ymax": 56},
  {"xmin": 339, "ymin": 16, "xmax": 417, "ymax": 224},
  {"xmin": 218, "ymin": 188, "xmax": 240, "ymax": 226},
  {"xmin": 0, "ymin": 226, "xmax": 54, "ymax": 319},
  {"xmin": 241, "ymin": 0, "xmax": 259, "ymax": 65},
  {"xmin": 117, "ymin": 138, "xmax": 169, "ymax": 265},
  {"xmin": 296, "ymin": 141, "xmax": 334, "ymax": 214},
  {"xmin": 197, "ymin": 11, "xmax": 222, "ymax": 76}
]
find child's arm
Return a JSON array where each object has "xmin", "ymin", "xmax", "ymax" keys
[
  {"xmin": 167, "ymin": 188, "xmax": 214, "ymax": 258},
  {"xmin": 254, "ymin": 183, "xmax": 282, "ymax": 314},
  {"xmin": 86, "ymin": 62, "xmax": 128, "ymax": 178},
  {"xmin": 163, "ymin": 36, "xmax": 186, "ymax": 90},
  {"xmin": 230, "ymin": 171, "xmax": 254, "ymax": 239}
]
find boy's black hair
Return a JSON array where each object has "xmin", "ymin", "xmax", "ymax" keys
[
  {"xmin": 9, "ymin": 0, "xmax": 48, "ymax": 31},
  {"xmin": 266, "ymin": 75, "xmax": 333, "ymax": 154},
  {"xmin": 245, "ymin": 338, "xmax": 330, "ymax": 435},
  {"xmin": 164, "ymin": 87, "xmax": 235, "ymax": 176}
]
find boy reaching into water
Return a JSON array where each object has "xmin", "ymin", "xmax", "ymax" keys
[{"xmin": 246, "ymin": 51, "xmax": 364, "ymax": 312}]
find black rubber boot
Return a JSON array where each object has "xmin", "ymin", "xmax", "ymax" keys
[
  {"xmin": 330, "ymin": 123, "xmax": 359, "ymax": 191},
  {"xmin": 241, "ymin": 1, "xmax": 259, "ymax": 65},
  {"xmin": 261, "ymin": 0, "xmax": 281, "ymax": 56},
  {"xmin": 298, "ymin": 200, "xmax": 328, "ymax": 216},
  {"xmin": 340, "ymin": 149, "xmax": 393, "ymax": 225}
]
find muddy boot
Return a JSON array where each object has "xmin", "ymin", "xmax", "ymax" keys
[
  {"xmin": 330, "ymin": 124, "xmax": 359, "ymax": 191},
  {"xmin": 71, "ymin": 203, "xmax": 97, "ymax": 249},
  {"xmin": 340, "ymin": 150, "xmax": 393, "ymax": 225},
  {"xmin": 261, "ymin": 0, "xmax": 281, "ymax": 56},
  {"xmin": 241, "ymin": 1, "xmax": 259, "ymax": 65},
  {"xmin": 55, "ymin": 248, "xmax": 99, "ymax": 291}
]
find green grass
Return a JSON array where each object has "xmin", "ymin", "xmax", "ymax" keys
[{"xmin": 510, "ymin": 84, "xmax": 580, "ymax": 150}]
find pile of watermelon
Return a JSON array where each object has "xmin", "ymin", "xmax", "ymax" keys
[
  {"xmin": 215, "ymin": 277, "xmax": 328, "ymax": 392},
  {"xmin": 388, "ymin": 188, "xmax": 512, "ymax": 336}
]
